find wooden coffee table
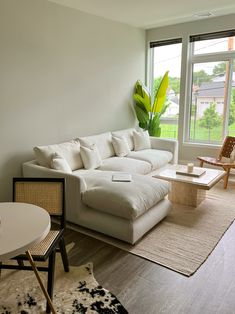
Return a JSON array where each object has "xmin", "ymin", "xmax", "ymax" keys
[{"xmin": 153, "ymin": 165, "xmax": 226, "ymax": 207}]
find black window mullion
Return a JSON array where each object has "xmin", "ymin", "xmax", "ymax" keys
[
  {"xmin": 150, "ymin": 38, "xmax": 182, "ymax": 48},
  {"xmin": 190, "ymin": 30, "xmax": 235, "ymax": 43}
]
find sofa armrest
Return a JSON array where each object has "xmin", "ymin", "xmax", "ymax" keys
[
  {"xmin": 22, "ymin": 160, "xmax": 87, "ymax": 221},
  {"xmin": 23, "ymin": 160, "xmax": 78, "ymax": 179},
  {"xmin": 150, "ymin": 137, "xmax": 178, "ymax": 164}
]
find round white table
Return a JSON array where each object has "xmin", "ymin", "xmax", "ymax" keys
[{"xmin": 0, "ymin": 202, "xmax": 56, "ymax": 313}]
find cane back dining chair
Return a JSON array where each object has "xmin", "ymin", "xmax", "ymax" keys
[
  {"xmin": 197, "ymin": 136, "xmax": 235, "ymax": 189},
  {"xmin": 0, "ymin": 177, "xmax": 69, "ymax": 313}
]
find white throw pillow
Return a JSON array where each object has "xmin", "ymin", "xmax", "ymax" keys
[
  {"xmin": 112, "ymin": 136, "xmax": 130, "ymax": 157},
  {"xmin": 112, "ymin": 128, "xmax": 135, "ymax": 151},
  {"xmin": 34, "ymin": 140, "xmax": 83, "ymax": 170},
  {"xmin": 78, "ymin": 132, "xmax": 115, "ymax": 159},
  {"xmin": 80, "ymin": 144, "xmax": 102, "ymax": 169},
  {"xmin": 133, "ymin": 130, "xmax": 151, "ymax": 151},
  {"xmin": 51, "ymin": 152, "xmax": 72, "ymax": 173}
]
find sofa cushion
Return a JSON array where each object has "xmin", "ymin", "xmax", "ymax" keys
[
  {"xmin": 82, "ymin": 172, "xmax": 170, "ymax": 220},
  {"xmin": 80, "ymin": 144, "xmax": 103, "ymax": 169},
  {"xmin": 98, "ymin": 157, "xmax": 151, "ymax": 174},
  {"xmin": 112, "ymin": 136, "xmax": 131, "ymax": 157},
  {"xmin": 50, "ymin": 152, "xmax": 72, "ymax": 173},
  {"xmin": 133, "ymin": 130, "xmax": 151, "ymax": 151},
  {"xmin": 78, "ymin": 132, "xmax": 114, "ymax": 159},
  {"xmin": 112, "ymin": 128, "xmax": 135, "ymax": 151},
  {"xmin": 34, "ymin": 140, "xmax": 83, "ymax": 170},
  {"xmin": 127, "ymin": 149, "xmax": 173, "ymax": 170}
]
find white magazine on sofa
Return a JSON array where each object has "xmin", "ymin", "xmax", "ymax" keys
[{"xmin": 112, "ymin": 173, "xmax": 132, "ymax": 182}]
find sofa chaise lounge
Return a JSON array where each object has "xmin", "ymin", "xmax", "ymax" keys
[{"xmin": 23, "ymin": 128, "xmax": 178, "ymax": 244}]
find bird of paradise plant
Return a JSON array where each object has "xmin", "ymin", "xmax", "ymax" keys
[{"xmin": 133, "ymin": 71, "xmax": 169, "ymax": 137}]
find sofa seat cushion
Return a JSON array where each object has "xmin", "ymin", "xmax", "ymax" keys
[
  {"xmin": 127, "ymin": 149, "xmax": 173, "ymax": 170},
  {"xmin": 82, "ymin": 172, "xmax": 170, "ymax": 220},
  {"xmin": 98, "ymin": 157, "xmax": 151, "ymax": 174}
]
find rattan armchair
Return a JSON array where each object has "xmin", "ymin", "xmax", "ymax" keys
[
  {"xmin": 0, "ymin": 178, "xmax": 69, "ymax": 313},
  {"xmin": 197, "ymin": 136, "xmax": 235, "ymax": 189}
]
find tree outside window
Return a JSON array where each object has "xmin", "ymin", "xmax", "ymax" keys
[{"xmin": 199, "ymin": 103, "xmax": 222, "ymax": 141}]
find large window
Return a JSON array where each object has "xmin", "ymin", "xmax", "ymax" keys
[
  {"xmin": 150, "ymin": 39, "xmax": 182, "ymax": 139},
  {"xmin": 187, "ymin": 31, "xmax": 235, "ymax": 144}
]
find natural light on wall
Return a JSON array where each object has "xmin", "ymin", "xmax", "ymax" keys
[
  {"xmin": 188, "ymin": 32, "xmax": 235, "ymax": 144},
  {"xmin": 150, "ymin": 39, "xmax": 182, "ymax": 139}
]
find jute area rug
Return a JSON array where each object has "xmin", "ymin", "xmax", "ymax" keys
[
  {"xmin": 0, "ymin": 245, "xmax": 128, "ymax": 314},
  {"xmin": 70, "ymin": 181, "xmax": 235, "ymax": 277}
]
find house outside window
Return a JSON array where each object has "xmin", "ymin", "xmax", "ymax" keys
[
  {"xmin": 187, "ymin": 31, "xmax": 235, "ymax": 144},
  {"xmin": 149, "ymin": 39, "xmax": 182, "ymax": 139}
]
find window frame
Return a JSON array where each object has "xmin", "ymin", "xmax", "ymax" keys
[
  {"xmin": 148, "ymin": 38, "xmax": 183, "ymax": 139},
  {"xmin": 184, "ymin": 38, "xmax": 235, "ymax": 145}
]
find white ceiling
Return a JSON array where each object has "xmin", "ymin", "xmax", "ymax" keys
[{"xmin": 48, "ymin": 0, "xmax": 235, "ymax": 29}]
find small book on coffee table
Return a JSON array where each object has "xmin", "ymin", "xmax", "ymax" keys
[
  {"xmin": 112, "ymin": 173, "xmax": 132, "ymax": 182},
  {"xmin": 176, "ymin": 167, "xmax": 206, "ymax": 177}
]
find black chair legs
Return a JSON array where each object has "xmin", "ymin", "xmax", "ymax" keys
[
  {"xmin": 17, "ymin": 259, "xmax": 24, "ymax": 267},
  {"xmin": 46, "ymin": 249, "xmax": 56, "ymax": 314},
  {"xmin": 59, "ymin": 237, "xmax": 69, "ymax": 273},
  {"xmin": 45, "ymin": 237, "xmax": 69, "ymax": 312}
]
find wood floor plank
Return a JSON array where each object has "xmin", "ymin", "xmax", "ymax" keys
[{"xmin": 64, "ymin": 219, "xmax": 235, "ymax": 314}]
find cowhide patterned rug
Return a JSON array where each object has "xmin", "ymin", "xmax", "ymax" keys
[{"xmin": 0, "ymin": 254, "xmax": 128, "ymax": 314}]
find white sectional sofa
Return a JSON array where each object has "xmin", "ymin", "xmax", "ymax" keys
[{"xmin": 23, "ymin": 128, "xmax": 178, "ymax": 244}]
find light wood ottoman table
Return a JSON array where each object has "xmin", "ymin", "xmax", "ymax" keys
[{"xmin": 153, "ymin": 165, "xmax": 226, "ymax": 207}]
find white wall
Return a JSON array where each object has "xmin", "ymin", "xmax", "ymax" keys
[
  {"xmin": 147, "ymin": 14, "xmax": 235, "ymax": 163},
  {"xmin": 0, "ymin": 0, "xmax": 145, "ymax": 201}
]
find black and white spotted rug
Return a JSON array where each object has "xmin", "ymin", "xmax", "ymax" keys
[{"xmin": 0, "ymin": 260, "xmax": 128, "ymax": 314}]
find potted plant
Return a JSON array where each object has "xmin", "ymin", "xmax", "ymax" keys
[{"xmin": 133, "ymin": 71, "xmax": 169, "ymax": 137}]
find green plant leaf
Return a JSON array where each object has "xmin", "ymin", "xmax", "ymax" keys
[
  {"xmin": 152, "ymin": 112, "xmax": 160, "ymax": 125},
  {"xmin": 134, "ymin": 80, "xmax": 151, "ymax": 112},
  {"xmin": 155, "ymin": 127, "xmax": 161, "ymax": 137},
  {"xmin": 139, "ymin": 121, "xmax": 147, "ymax": 129},
  {"xmin": 133, "ymin": 94, "xmax": 151, "ymax": 113},
  {"xmin": 135, "ymin": 80, "xmax": 144, "ymax": 98},
  {"xmin": 148, "ymin": 119, "xmax": 156, "ymax": 136},
  {"xmin": 148, "ymin": 118, "xmax": 161, "ymax": 136},
  {"xmin": 148, "ymin": 113, "xmax": 161, "ymax": 136},
  {"xmin": 159, "ymin": 101, "xmax": 169, "ymax": 117},
  {"xmin": 134, "ymin": 105, "xmax": 149, "ymax": 127},
  {"xmin": 152, "ymin": 71, "xmax": 169, "ymax": 114}
]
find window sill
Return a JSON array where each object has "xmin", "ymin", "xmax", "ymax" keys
[{"xmin": 182, "ymin": 141, "xmax": 221, "ymax": 149}]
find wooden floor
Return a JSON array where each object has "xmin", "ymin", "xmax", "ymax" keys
[{"xmin": 64, "ymin": 219, "xmax": 235, "ymax": 314}]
